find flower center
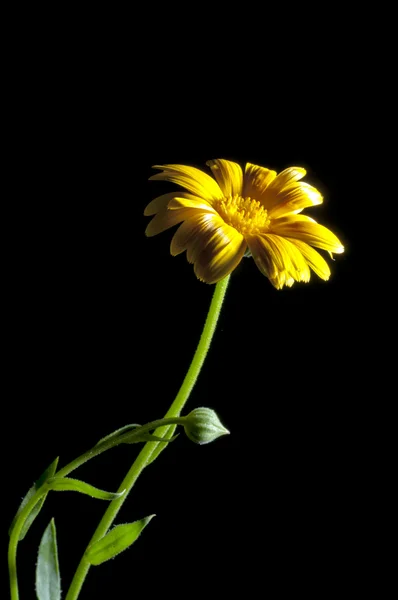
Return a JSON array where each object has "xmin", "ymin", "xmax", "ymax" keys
[{"xmin": 214, "ymin": 195, "xmax": 270, "ymax": 235}]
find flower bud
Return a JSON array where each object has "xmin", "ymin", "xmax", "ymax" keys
[{"xmin": 184, "ymin": 407, "xmax": 230, "ymax": 445}]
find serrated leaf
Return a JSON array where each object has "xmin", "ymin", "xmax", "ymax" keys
[
  {"xmin": 85, "ymin": 515, "xmax": 155, "ymax": 565},
  {"xmin": 36, "ymin": 519, "xmax": 61, "ymax": 600},
  {"xmin": 95, "ymin": 424, "xmax": 141, "ymax": 446},
  {"xmin": 9, "ymin": 457, "xmax": 59, "ymax": 540},
  {"xmin": 46, "ymin": 477, "xmax": 126, "ymax": 500},
  {"xmin": 146, "ymin": 424, "xmax": 177, "ymax": 466}
]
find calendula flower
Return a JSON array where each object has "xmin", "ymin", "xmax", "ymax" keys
[{"xmin": 145, "ymin": 160, "xmax": 344, "ymax": 289}]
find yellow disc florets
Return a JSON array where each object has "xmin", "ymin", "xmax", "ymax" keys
[{"xmin": 214, "ymin": 195, "xmax": 270, "ymax": 235}]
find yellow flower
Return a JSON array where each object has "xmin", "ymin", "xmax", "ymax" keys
[{"xmin": 145, "ymin": 159, "xmax": 344, "ymax": 289}]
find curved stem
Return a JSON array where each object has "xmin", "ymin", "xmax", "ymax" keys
[
  {"xmin": 163, "ymin": 275, "xmax": 230, "ymax": 418},
  {"xmin": 65, "ymin": 275, "xmax": 230, "ymax": 600}
]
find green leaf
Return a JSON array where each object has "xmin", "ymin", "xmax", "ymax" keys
[
  {"xmin": 9, "ymin": 457, "xmax": 59, "ymax": 540},
  {"xmin": 85, "ymin": 515, "xmax": 155, "ymax": 565},
  {"xmin": 46, "ymin": 477, "xmax": 126, "ymax": 500},
  {"xmin": 36, "ymin": 519, "xmax": 61, "ymax": 600},
  {"xmin": 95, "ymin": 424, "xmax": 141, "ymax": 446},
  {"xmin": 146, "ymin": 424, "xmax": 177, "ymax": 465},
  {"xmin": 95, "ymin": 423, "xmax": 179, "ymax": 447},
  {"xmin": 124, "ymin": 432, "xmax": 179, "ymax": 444}
]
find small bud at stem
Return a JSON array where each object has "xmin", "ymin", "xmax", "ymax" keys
[{"xmin": 184, "ymin": 408, "xmax": 230, "ymax": 445}]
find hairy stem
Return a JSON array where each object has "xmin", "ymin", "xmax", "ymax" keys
[{"xmin": 65, "ymin": 275, "xmax": 230, "ymax": 600}]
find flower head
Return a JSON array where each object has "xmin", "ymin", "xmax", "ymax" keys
[{"xmin": 145, "ymin": 160, "xmax": 344, "ymax": 289}]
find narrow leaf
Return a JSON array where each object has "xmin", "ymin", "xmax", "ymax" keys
[
  {"xmin": 9, "ymin": 457, "xmax": 59, "ymax": 540},
  {"xmin": 96, "ymin": 424, "xmax": 178, "ymax": 447},
  {"xmin": 124, "ymin": 432, "xmax": 179, "ymax": 444},
  {"xmin": 36, "ymin": 519, "xmax": 61, "ymax": 600},
  {"xmin": 146, "ymin": 424, "xmax": 177, "ymax": 465},
  {"xmin": 95, "ymin": 424, "xmax": 141, "ymax": 446},
  {"xmin": 46, "ymin": 477, "xmax": 125, "ymax": 500},
  {"xmin": 85, "ymin": 515, "xmax": 155, "ymax": 565}
]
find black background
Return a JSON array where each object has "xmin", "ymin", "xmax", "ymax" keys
[{"xmin": 4, "ymin": 7, "xmax": 384, "ymax": 599}]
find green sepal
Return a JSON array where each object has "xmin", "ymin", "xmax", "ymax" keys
[
  {"xmin": 146, "ymin": 424, "xmax": 177, "ymax": 466},
  {"xmin": 95, "ymin": 424, "xmax": 141, "ymax": 446},
  {"xmin": 9, "ymin": 457, "xmax": 59, "ymax": 540},
  {"xmin": 36, "ymin": 518, "xmax": 61, "ymax": 600},
  {"xmin": 85, "ymin": 515, "xmax": 155, "ymax": 565},
  {"xmin": 46, "ymin": 477, "xmax": 126, "ymax": 501}
]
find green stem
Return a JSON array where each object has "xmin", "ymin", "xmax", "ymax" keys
[
  {"xmin": 9, "ymin": 489, "xmax": 48, "ymax": 600},
  {"xmin": 56, "ymin": 417, "xmax": 187, "ymax": 478},
  {"xmin": 65, "ymin": 275, "xmax": 230, "ymax": 600},
  {"xmin": 8, "ymin": 416, "xmax": 186, "ymax": 600}
]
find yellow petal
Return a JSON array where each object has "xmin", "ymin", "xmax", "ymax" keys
[
  {"xmin": 267, "ymin": 167, "xmax": 307, "ymax": 192},
  {"xmin": 144, "ymin": 192, "xmax": 198, "ymax": 216},
  {"xmin": 150, "ymin": 164, "xmax": 223, "ymax": 203},
  {"xmin": 186, "ymin": 217, "xmax": 226, "ymax": 265},
  {"xmin": 270, "ymin": 216, "xmax": 344, "ymax": 254},
  {"xmin": 168, "ymin": 195, "xmax": 216, "ymax": 212},
  {"xmin": 246, "ymin": 234, "xmax": 287, "ymax": 289},
  {"xmin": 259, "ymin": 167, "xmax": 307, "ymax": 211},
  {"xmin": 272, "ymin": 214, "xmax": 317, "ymax": 225},
  {"xmin": 267, "ymin": 234, "xmax": 311, "ymax": 283},
  {"xmin": 193, "ymin": 223, "xmax": 246, "ymax": 284},
  {"xmin": 206, "ymin": 159, "xmax": 243, "ymax": 198},
  {"xmin": 286, "ymin": 238, "xmax": 331, "ymax": 280},
  {"xmin": 243, "ymin": 163, "xmax": 277, "ymax": 200},
  {"xmin": 269, "ymin": 183, "xmax": 323, "ymax": 219},
  {"xmin": 170, "ymin": 212, "xmax": 222, "ymax": 257},
  {"xmin": 246, "ymin": 234, "xmax": 310, "ymax": 289},
  {"xmin": 145, "ymin": 208, "xmax": 202, "ymax": 237}
]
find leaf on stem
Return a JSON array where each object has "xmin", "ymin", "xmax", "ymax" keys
[
  {"xmin": 96, "ymin": 423, "xmax": 178, "ymax": 446},
  {"xmin": 85, "ymin": 515, "xmax": 155, "ymax": 565},
  {"xmin": 95, "ymin": 424, "xmax": 141, "ymax": 446},
  {"xmin": 9, "ymin": 457, "xmax": 59, "ymax": 540},
  {"xmin": 123, "ymin": 432, "xmax": 179, "ymax": 444},
  {"xmin": 46, "ymin": 477, "xmax": 126, "ymax": 500},
  {"xmin": 146, "ymin": 424, "xmax": 177, "ymax": 465},
  {"xmin": 36, "ymin": 519, "xmax": 61, "ymax": 600}
]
